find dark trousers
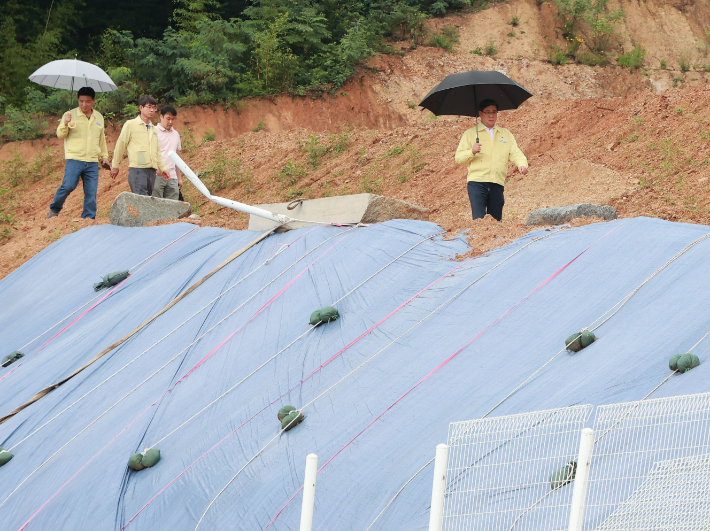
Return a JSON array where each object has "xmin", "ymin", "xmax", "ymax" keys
[
  {"xmin": 128, "ymin": 167, "xmax": 157, "ymax": 196},
  {"xmin": 467, "ymin": 181, "xmax": 505, "ymax": 221},
  {"xmin": 50, "ymin": 160, "xmax": 99, "ymax": 219}
]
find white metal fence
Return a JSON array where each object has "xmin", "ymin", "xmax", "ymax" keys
[
  {"xmin": 433, "ymin": 392, "xmax": 710, "ymax": 531},
  {"xmin": 585, "ymin": 392, "xmax": 710, "ymax": 531},
  {"xmin": 441, "ymin": 405, "xmax": 593, "ymax": 531}
]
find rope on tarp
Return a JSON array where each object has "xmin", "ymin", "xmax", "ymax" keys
[
  {"xmin": 0, "ymin": 230, "xmax": 351, "ymax": 512},
  {"xmin": 0, "ymin": 227, "xmax": 282, "ymax": 427},
  {"xmin": 367, "ymin": 225, "xmax": 710, "ymax": 531},
  {"xmin": 0, "ymin": 227, "xmax": 200, "ymax": 379},
  {"xmin": 3, "ymin": 226, "xmax": 342, "ymax": 456}
]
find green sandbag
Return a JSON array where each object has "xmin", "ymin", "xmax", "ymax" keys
[
  {"xmin": 141, "ymin": 448, "xmax": 161, "ymax": 467},
  {"xmin": 309, "ymin": 306, "xmax": 339, "ymax": 326},
  {"xmin": 565, "ymin": 333, "xmax": 583, "ymax": 352},
  {"xmin": 309, "ymin": 310, "xmax": 322, "ymax": 326},
  {"xmin": 676, "ymin": 353, "xmax": 700, "ymax": 374},
  {"xmin": 580, "ymin": 331, "xmax": 596, "ymax": 348},
  {"xmin": 0, "ymin": 447, "xmax": 14, "ymax": 467},
  {"xmin": 278, "ymin": 405, "xmax": 296, "ymax": 421},
  {"xmin": 128, "ymin": 453, "xmax": 145, "ymax": 471},
  {"xmin": 669, "ymin": 354, "xmax": 683, "ymax": 371},
  {"xmin": 128, "ymin": 448, "xmax": 161, "ymax": 471},
  {"xmin": 94, "ymin": 270, "xmax": 130, "ymax": 292},
  {"xmin": 282, "ymin": 410, "xmax": 305, "ymax": 431},
  {"xmin": 1, "ymin": 351, "xmax": 24, "ymax": 368},
  {"xmin": 319, "ymin": 306, "xmax": 339, "ymax": 323},
  {"xmin": 550, "ymin": 461, "xmax": 577, "ymax": 490},
  {"xmin": 565, "ymin": 331, "xmax": 596, "ymax": 352}
]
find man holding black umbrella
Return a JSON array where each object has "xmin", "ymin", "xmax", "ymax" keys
[{"xmin": 455, "ymin": 99, "xmax": 528, "ymax": 221}]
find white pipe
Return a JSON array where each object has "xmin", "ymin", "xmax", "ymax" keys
[
  {"xmin": 300, "ymin": 453, "xmax": 318, "ymax": 531},
  {"xmin": 568, "ymin": 428, "xmax": 595, "ymax": 531},
  {"xmin": 168, "ymin": 151, "xmax": 292, "ymax": 224},
  {"xmin": 428, "ymin": 443, "xmax": 449, "ymax": 531}
]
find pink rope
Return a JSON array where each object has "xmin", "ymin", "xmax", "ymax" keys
[
  {"xmin": 0, "ymin": 229, "xmax": 198, "ymax": 383},
  {"xmin": 15, "ymin": 233, "xmax": 348, "ymax": 531},
  {"xmin": 118, "ymin": 258, "xmax": 475, "ymax": 529},
  {"xmin": 262, "ymin": 222, "xmax": 625, "ymax": 530}
]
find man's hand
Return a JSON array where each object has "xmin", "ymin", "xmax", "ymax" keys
[
  {"xmin": 161, "ymin": 171, "xmax": 170, "ymax": 181},
  {"xmin": 110, "ymin": 168, "xmax": 119, "ymax": 180},
  {"xmin": 178, "ymin": 179, "xmax": 183, "ymax": 190},
  {"xmin": 518, "ymin": 166, "xmax": 528, "ymax": 175},
  {"xmin": 102, "ymin": 158, "xmax": 110, "ymax": 168},
  {"xmin": 64, "ymin": 112, "xmax": 72, "ymax": 125},
  {"xmin": 471, "ymin": 143, "xmax": 482, "ymax": 154}
]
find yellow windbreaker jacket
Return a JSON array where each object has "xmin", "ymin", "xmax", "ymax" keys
[
  {"xmin": 455, "ymin": 124, "xmax": 527, "ymax": 186},
  {"xmin": 56, "ymin": 108, "xmax": 108, "ymax": 163},
  {"xmin": 111, "ymin": 116, "xmax": 167, "ymax": 172}
]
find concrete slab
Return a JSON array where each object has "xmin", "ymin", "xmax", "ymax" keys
[
  {"xmin": 110, "ymin": 192, "xmax": 191, "ymax": 227},
  {"xmin": 247, "ymin": 194, "xmax": 429, "ymax": 230}
]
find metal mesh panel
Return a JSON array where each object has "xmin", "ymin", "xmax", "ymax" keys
[
  {"xmin": 595, "ymin": 453, "xmax": 710, "ymax": 531},
  {"xmin": 585, "ymin": 392, "xmax": 710, "ymax": 530},
  {"xmin": 442, "ymin": 405, "xmax": 593, "ymax": 531}
]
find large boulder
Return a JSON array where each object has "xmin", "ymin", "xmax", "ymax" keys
[
  {"xmin": 248, "ymin": 194, "xmax": 429, "ymax": 231},
  {"xmin": 110, "ymin": 192, "xmax": 191, "ymax": 227},
  {"xmin": 525, "ymin": 203, "xmax": 617, "ymax": 226}
]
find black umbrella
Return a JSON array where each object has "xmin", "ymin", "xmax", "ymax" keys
[{"xmin": 419, "ymin": 70, "xmax": 532, "ymax": 142}]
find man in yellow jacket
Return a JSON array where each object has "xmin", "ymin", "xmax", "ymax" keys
[
  {"xmin": 110, "ymin": 95, "xmax": 169, "ymax": 196},
  {"xmin": 455, "ymin": 99, "xmax": 528, "ymax": 221},
  {"xmin": 48, "ymin": 87, "xmax": 109, "ymax": 219}
]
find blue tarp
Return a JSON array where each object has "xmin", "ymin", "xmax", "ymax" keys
[{"xmin": 0, "ymin": 217, "xmax": 709, "ymax": 531}]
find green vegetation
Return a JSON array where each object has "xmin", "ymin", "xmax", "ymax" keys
[
  {"xmin": 483, "ymin": 38, "xmax": 498, "ymax": 56},
  {"xmin": 251, "ymin": 120, "xmax": 266, "ymax": 132},
  {"xmin": 426, "ymin": 26, "xmax": 459, "ymax": 52},
  {"xmin": 660, "ymin": 59, "xmax": 668, "ymax": 69},
  {"xmin": 547, "ymin": 45, "xmax": 569, "ymax": 65},
  {"xmin": 198, "ymin": 149, "xmax": 251, "ymax": 191},
  {"xmin": 617, "ymin": 45, "xmax": 645, "ymax": 73},
  {"xmin": 1, "ymin": 0, "xmax": 486, "ymax": 120},
  {"xmin": 509, "ymin": 15, "xmax": 520, "ymax": 26},
  {"xmin": 202, "ymin": 129, "xmax": 216, "ymax": 143},
  {"xmin": 298, "ymin": 132, "xmax": 351, "ymax": 169},
  {"xmin": 679, "ymin": 52, "xmax": 691, "ymax": 72}
]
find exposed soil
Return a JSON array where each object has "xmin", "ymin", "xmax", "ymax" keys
[{"xmin": 2, "ymin": 0, "xmax": 710, "ymax": 278}]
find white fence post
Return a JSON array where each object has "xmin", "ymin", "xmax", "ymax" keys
[
  {"xmin": 300, "ymin": 453, "xmax": 318, "ymax": 531},
  {"xmin": 568, "ymin": 428, "xmax": 595, "ymax": 531},
  {"xmin": 428, "ymin": 443, "xmax": 449, "ymax": 531}
]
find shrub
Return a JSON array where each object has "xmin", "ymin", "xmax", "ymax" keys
[
  {"xmin": 0, "ymin": 106, "xmax": 47, "ymax": 143},
  {"xmin": 577, "ymin": 51, "xmax": 607, "ymax": 66},
  {"xmin": 679, "ymin": 53, "xmax": 691, "ymax": 72},
  {"xmin": 660, "ymin": 59, "xmax": 668, "ymax": 69},
  {"xmin": 509, "ymin": 15, "xmax": 520, "ymax": 26},
  {"xmin": 202, "ymin": 129, "xmax": 216, "ymax": 143},
  {"xmin": 199, "ymin": 149, "xmax": 250, "ymax": 191},
  {"xmin": 251, "ymin": 120, "xmax": 265, "ymax": 132},
  {"xmin": 426, "ymin": 26, "xmax": 459, "ymax": 53},
  {"xmin": 547, "ymin": 45, "xmax": 568, "ymax": 65},
  {"xmin": 483, "ymin": 39, "xmax": 498, "ymax": 56},
  {"xmin": 470, "ymin": 47, "xmax": 483, "ymax": 55},
  {"xmin": 617, "ymin": 45, "xmax": 645, "ymax": 73}
]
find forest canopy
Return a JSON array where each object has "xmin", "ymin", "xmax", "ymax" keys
[{"xmin": 0, "ymin": 0, "xmax": 482, "ymax": 121}]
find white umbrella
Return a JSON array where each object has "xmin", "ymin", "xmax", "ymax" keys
[{"xmin": 28, "ymin": 57, "xmax": 117, "ymax": 93}]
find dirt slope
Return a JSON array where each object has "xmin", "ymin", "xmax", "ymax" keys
[{"xmin": 1, "ymin": 0, "xmax": 710, "ymax": 279}]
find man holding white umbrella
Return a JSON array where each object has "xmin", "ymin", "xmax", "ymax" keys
[
  {"xmin": 47, "ymin": 86, "xmax": 109, "ymax": 219},
  {"xmin": 29, "ymin": 57, "xmax": 117, "ymax": 220}
]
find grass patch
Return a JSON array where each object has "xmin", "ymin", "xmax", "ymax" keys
[
  {"xmin": 202, "ymin": 129, "xmax": 216, "ymax": 143},
  {"xmin": 483, "ymin": 39, "xmax": 498, "ymax": 56},
  {"xmin": 386, "ymin": 145, "xmax": 406, "ymax": 157},
  {"xmin": 199, "ymin": 149, "xmax": 251, "ymax": 192},
  {"xmin": 547, "ymin": 45, "xmax": 568, "ymax": 65},
  {"xmin": 426, "ymin": 26, "xmax": 459, "ymax": 53},
  {"xmin": 617, "ymin": 45, "xmax": 645, "ymax": 73},
  {"xmin": 251, "ymin": 120, "xmax": 265, "ymax": 132},
  {"xmin": 298, "ymin": 132, "xmax": 352, "ymax": 170},
  {"xmin": 509, "ymin": 15, "xmax": 520, "ymax": 26}
]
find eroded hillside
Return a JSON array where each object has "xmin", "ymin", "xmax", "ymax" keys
[{"xmin": 1, "ymin": 0, "xmax": 709, "ymax": 279}]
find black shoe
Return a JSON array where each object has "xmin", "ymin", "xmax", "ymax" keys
[{"xmin": 47, "ymin": 210, "xmax": 58, "ymax": 219}]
